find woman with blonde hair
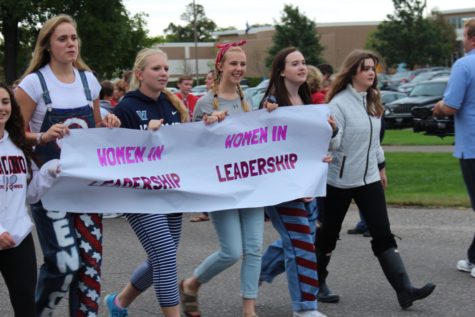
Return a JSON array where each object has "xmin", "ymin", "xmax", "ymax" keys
[
  {"xmin": 180, "ymin": 41, "xmax": 264, "ymax": 317},
  {"xmin": 306, "ymin": 65, "xmax": 325, "ymax": 104},
  {"xmin": 15, "ymin": 14, "xmax": 120, "ymax": 316},
  {"xmin": 104, "ymin": 48, "xmax": 188, "ymax": 317},
  {"xmin": 317, "ymin": 49, "xmax": 435, "ymax": 309}
]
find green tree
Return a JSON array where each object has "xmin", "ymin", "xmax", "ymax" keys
[
  {"xmin": 266, "ymin": 5, "xmax": 324, "ymax": 68},
  {"xmin": 163, "ymin": 3, "xmax": 217, "ymax": 42},
  {"xmin": 0, "ymin": 0, "xmax": 42, "ymax": 84},
  {"xmin": 0, "ymin": 0, "xmax": 149, "ymax": 83},
  {"xmin": 366, "ymin": 0, "xmax": 456, "ymax": 69}
]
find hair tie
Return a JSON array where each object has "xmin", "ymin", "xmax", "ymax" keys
[{"xmin": 215, "ymin": 40, "xmax": 246, "ymax": 66}]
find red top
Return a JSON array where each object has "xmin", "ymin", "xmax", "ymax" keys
[
  {"xmin": 175, "ymin": 93, "xmax": 198, "ymax": 118},
  {"xmin": 311, "ymin": 91, "xmax": 326, "ymax": 104}
]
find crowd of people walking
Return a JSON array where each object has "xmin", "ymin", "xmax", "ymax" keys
[{"xmin": 2, "ymin": 13, "xmax": 475, "ymax": 317}]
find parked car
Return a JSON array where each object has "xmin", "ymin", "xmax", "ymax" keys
[
  {"xmin": 191, "ymin": 84, "xmax": 207, "ymax": 97},
  {"xmin": 377, "ymin": 73, "xmax": 391, "ymax": 90},
  {"xmin": 386, "ymin": 71, "xmax": 412, "ymax": 91},
  {"xmin": 380, "ymin": 90, "xmax": 407, "ymax": 106},
  {"xmin": 384, "ymin": 77, "xmax": 448, "ymax": 128},
  {"xmin": 397, "ymin": 70, "xmax": 450, "ymax": 94},
  {"xmin": 411, "ymin": 77, "xmax": 453, "ymax": 137},
  {"xmin": 246, "ymin": 79, "xmax": 269, "ymax": 110},
  {"xmin": 249, "ymin": 88, "xmax": 267, "ymax": 110}
]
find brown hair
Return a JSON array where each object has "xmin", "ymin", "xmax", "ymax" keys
[
  {"xmin": 326, "ymin": 49, "xmax": 383, "ymax": 116},
  {"xmin": 212, "ymin": 46, "xmax": 249, "ymax": 112},
  {"xmin": 465, "ymin": 18, "xmax": 475, "ymax": 38},
  {"xmin": 100, "ymin": 81, "xmax": 114, "ymax": 99},
  {"xmin": 21, "ymin": 14, "xmax": 90, "ymax": 79},
  {"xmin": 177, "ymin": 75, "xmax": 193, "ymax": 83},
  {"xmin": 263, "ymin": 47, "xmax": 312, "ymax": 107},
  {"xmin": 0, "ymin": 83, "xmax": 35, "ymax": 180}
]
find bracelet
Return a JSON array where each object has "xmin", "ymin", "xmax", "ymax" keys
[{"xmin": 36, "ymin": 132, "xmax": 44, "ymax": 145}]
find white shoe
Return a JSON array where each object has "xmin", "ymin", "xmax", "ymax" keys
[
  {"xmin": 293, "ymin": 310, "xmax": 327, "ymax": 317},
  {"xmin": 456, "ymin": 259, "xmax": 474, "ymax": 272},
  {"xmin": 456, "ymin": 259, "xmax": 475, "ymax": 277}
]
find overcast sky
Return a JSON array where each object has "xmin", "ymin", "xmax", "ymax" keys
[{"xmin": 123, "ymin": 0, "xmax": 473, "ymax": 36}]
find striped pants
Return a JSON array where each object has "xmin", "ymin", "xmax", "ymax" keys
[
  {"xmin": 260, "ymin": 200, "xmax": 319, "ymax": 312},
  {"xmin": 126, "ymin": 213, "xmax": 182, "ymax": 307}
]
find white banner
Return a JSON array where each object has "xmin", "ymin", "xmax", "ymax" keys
[{"xmin": 42, "ymin": 105, "xmax": 331, "ymax": 213}]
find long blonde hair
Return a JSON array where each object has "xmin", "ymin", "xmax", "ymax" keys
[
  {"xmin": 326, "ymin": 49, "xmax": 383, "ymax": 116},
  {"xmin": 21, "ymin": 14, "xmax": 90, "ymax": 78},
  {"xmin": 212, "ymin": 46, "xmax": 249, "ymax": 112},
  {"xmin": 130, "ymin": 48, "xmax": 189, "ymax": 123}
]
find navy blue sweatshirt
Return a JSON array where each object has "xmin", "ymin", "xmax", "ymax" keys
[{"xmin": 114, "ymin": 90, "xmax": 181, "ymax": 130}]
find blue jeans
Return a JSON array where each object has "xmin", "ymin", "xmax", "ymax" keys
[
  {"xmin": 355, "ymin": 209, "xmax": 368, "ymax": 231},
  {"xmin": 194, "ymin": 207, "xmax": 264, "ymax": 299},
  {"xmin": 261, "ymin": 200, "xmax": 319, "ymax": 312}
]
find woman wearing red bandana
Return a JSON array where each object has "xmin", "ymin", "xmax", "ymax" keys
[{"xmin": 180, "ymin": 40, "xmax": 265, "ymax": 317}]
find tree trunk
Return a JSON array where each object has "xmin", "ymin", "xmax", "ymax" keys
[{"xmin": 2, "ymin": 17, "xmax": 19, "ymax": 85}]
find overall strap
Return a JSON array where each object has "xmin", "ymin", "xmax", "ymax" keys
[
  {"xmin": 35, "ymin": 71, "xmax": 52, "ymax": 105},
  {"xmin": 78, "ymin": 70, "xmax": 92, "ymax": 101}
]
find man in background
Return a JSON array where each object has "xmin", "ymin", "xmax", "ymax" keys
[{"xmin": 434, "ymin": 18, "xmax": 475, "ymax": 278}]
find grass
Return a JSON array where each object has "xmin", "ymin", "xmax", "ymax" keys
[
  {"xmin": 382, "ymin": 129, "xmax": 454, "ymax": 145},
  {"xmin": 385, "ymin": 152, "xmax": 470, "ymax": 208}
]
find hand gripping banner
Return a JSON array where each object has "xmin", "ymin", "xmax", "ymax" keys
[{"xmin": 42, "ymin": 105, "xmax": 332, "ymax": 214}]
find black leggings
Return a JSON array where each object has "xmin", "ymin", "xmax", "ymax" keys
[
  {"xmin": 317, "ymin": 181, "xmax": 397, "ymax": 256},
  {"xmin": 0, "ymin": 233, "xmax": 37, "ymax": 317}
]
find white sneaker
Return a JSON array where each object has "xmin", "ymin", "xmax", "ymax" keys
[
  {"xmin": 293, "ymin": 310, "xmax": 327, "ymax": 317},
  {"xmin": 456, "ymin": 259, "xmax": 474, "ymax": 272},
  {"xmin": 456, "ymin": 259, "xmax": 475, "ymax": 277}
]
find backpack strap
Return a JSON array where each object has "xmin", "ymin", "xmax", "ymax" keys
[
  {"xmin": 35, "ymin": 71, "xmax": 52, "ymax": 105},
  {"xmin": 78, "ymin": 70, "xmax": 92, "ymax": 101}
]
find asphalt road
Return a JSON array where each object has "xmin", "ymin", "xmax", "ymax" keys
[{"xmin": 1, "ymin": 206, "xmax": 474, "ymax": 317}]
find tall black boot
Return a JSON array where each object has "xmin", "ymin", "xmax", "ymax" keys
[
  {"xmin": 316, "ymin": 251, "xmax": 340, "ymax": 303},
  {"xmin": 377, "ymin": 248, "xmax": 436, "ymax": 309}
]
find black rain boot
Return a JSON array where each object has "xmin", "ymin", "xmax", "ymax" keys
[
  {"xmin": 377, "ymin": 248, "xmax": 436, "ymax": 309},
  {"xmin": 316, "ymin": 251, "xmax": 340, "ymax": 303}
]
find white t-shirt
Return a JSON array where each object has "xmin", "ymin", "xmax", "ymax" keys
[
  {"xmin": 0, "ymin": 131, "xmax": 60, "ymax": 247},
  {"xmin": 0, "ymin": 131, "xmax": 32, "ymax": 246},
  {"xmin": 18, "ymin": 64, "xmax": 101, "ymax": 133}
]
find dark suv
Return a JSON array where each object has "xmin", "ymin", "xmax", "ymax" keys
[
  {"xmin": 384, "ymin": 77, "xmax": 448, "ymax": 128},
  {"xmin": 411, "ymin": 78, "xmax": 454, "ymax": 137}
]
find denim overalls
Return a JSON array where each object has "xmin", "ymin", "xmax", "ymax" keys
[{"xmin": 30, "ymin": 70, "xmax": 103, "ymax": 317}]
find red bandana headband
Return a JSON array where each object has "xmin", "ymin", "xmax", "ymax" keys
[{"xmin": 215, "ymin": 40, "xmax": 247, "ymax": 66}]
